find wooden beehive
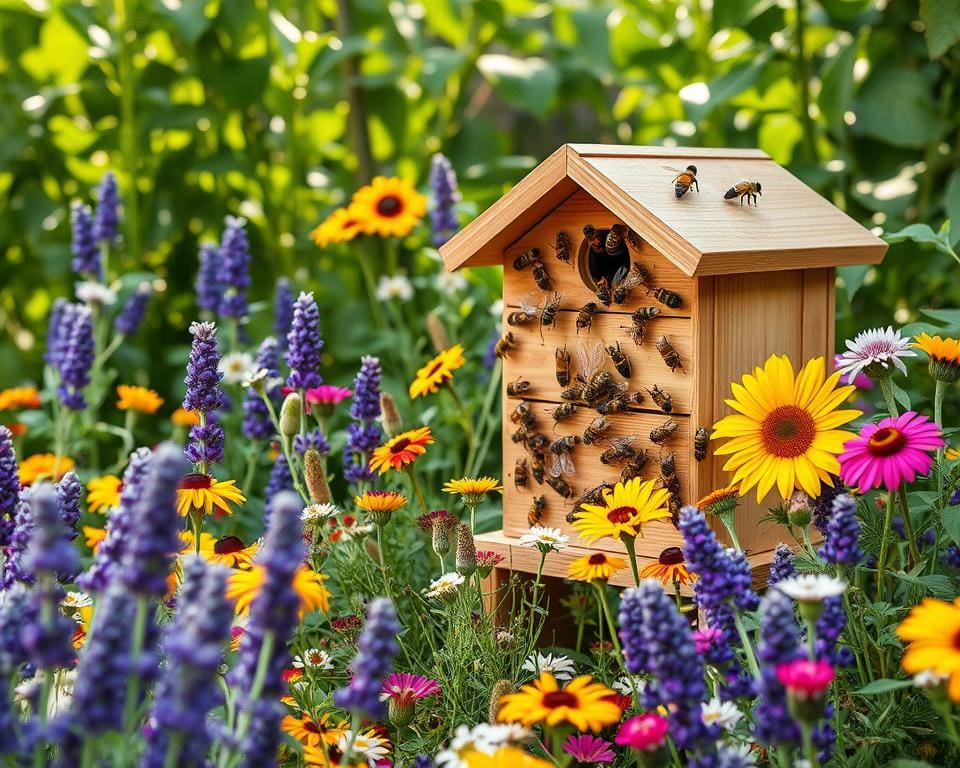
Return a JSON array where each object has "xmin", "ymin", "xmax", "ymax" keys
[{"xmin": 440, "ymin": 144, "xmax": 887, "ymax": 581}]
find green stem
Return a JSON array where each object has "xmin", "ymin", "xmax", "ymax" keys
[
  {"xmin": 896, "ymin": 485, "xmax": 921, "ymax": 569},
  {"xmin": 404, "ymin": 465, "xmax": 429, "ymax": 515},
  {"xmin": 376, "ymin": 524, "xmax": 393, "ymax": 602},
  {"xmin": 122, "ymin": 597, "xmax": 150, "ymax": 734},
  {"xmin": 935, "ymin": 377, "xmax": 946, "ymax": 499},
  {"xmin": 877, "ymin": 376, "xmax": 900, "ymax": 418},
  {"xmin": 163, "ymin": 733, "xmax": 184, "ymax": 768},
  {"xmin": 719, "ymin": 512, "xmax": 742, "ymax": 552},
  {"xmin": 801, "ymin": 723, "xmax": 821, "ymax": 768},
  {"xmin": 622, "ymin": 535, "xmax": 641, "ymax": 587},
  {"xmin": 592, "ymin": 582, "xmax": 626, "ymax": 671},
  {"xmin": 446, "ymin": 383, "xmax": 477, "ymax": 472},
  {"xmin": 221, "ymin": 632, "xmax": 276, "ymax": 768},
  {"xmin": 32, "ymin": 669, "xmax": 53, "ymax": 768},
  {"xmin": 793, "ymin": 0, "xmax": 817, "ymax": 163},
  {"xmin": 357, "ymin": 246, "xmax": 387, "ymax": 331},
  {"xmin": 876, "ymin": 491, "xmax": 895, "ymax": 600},
  {"xmin": 469, "ymin": 358, "xmax": 503, "ymax": 476},
  {"xmin": 731, "ymin": 607, "xmax": 761, "ymax": 682}
]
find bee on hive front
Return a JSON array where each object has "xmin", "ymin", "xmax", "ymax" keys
[
  {"xmin": 605, "ymin": 223, "xmax": 629, "ymax": 256},
  {"xmin": 575, "ymin": 482, "xmax": 614, "ymax": 510},
  {"xmin": 582, "ymin": 224, "xmax": 604, "ymax": 253},
  {"xmin": 582, "ymin": 415, "xmax": 612, "ymax": 445},
  {"xmin": 723, "ymin": 180, "xmax": 762, "ymax": 206},
  {"xmin": 552, "ymin": 231, "xmax": 573, "ymax": 264},
  {"xmin": 560, "ymin": 386, "xmax": 584, "ymax": 402},
  {"xmin": 509, "ymin": 400, "xmax": 537, "ymax": 429},
  {"xmin": 546, "ymin": 470, "xmax": 574, "ymax": 499},
  {"xmin": 663, "ymin": 165, "xmax": 700, "ymax": 198},
  {"xmin": 611, "ymin": 264, "xmax": 644, "ymax": 305},
  {"xmin": 605, "ymin": 341, "xmax": 631, "ymax": 378},
  {"xmin": 527, "ymin": 495, "xmax": 546, "ymax": 527},
  {"xmin": 514, "ymin": 457, "xmax": 529, "ymax": 489},
  {"xmin": 513, "ymin": 248, "xmax": 540, "ymax": 270},
  {"xmin": 595, "ymin": 276, "xmax": 612, "ymax": 306},
  {"xmin": 507, "ymin": 294, "xmax": 539, "ymax": 327},
  {"xmin": 549, "ymin": 436, "xmax": 579, "ymax": 478},
  {"xmin": 495, "ymin": 332, "xmax": 516, "ymax": 358},
  {"xmin": 546, "ymin": 403, "xmax": 578, "ymax": 424},
  {"xmin": 576, "ymin": 302, "xmax": 597, "ymax": 334},
  {"xmin": 530, "ymin": 452, "xmax": 546, "ymax": 484},
  {"xmin": 506, "ymin": 378, "xmax": 531, "ymax": 397},
  {"xmin": 531, "ymin": 260, "xmax": 552, "ymax": 291},
  {"xmin": 655, "ymin": 335, "xmax": 685, "ymax": 373},
  {"xmin": 647, "ymin": 384, "xmax": 673, "ymax": 414},
  {"xmin": 650, "ymin": 418, "xmax": 679, "ymax": 446},
  {"xmin": 526, "ymin": 432, "xmax": 550, "ymax": 452},
  {"xmin": 694, "ymin": 427, "xmax": 709, "ymax": 462},
  {"xmin": 600, "ymin": 436, "xmax": 640, "ymax": 466},
  {"xmin": 539, "ymin": 292, "xmax": 562, "ymax": 341},
  {"xmin": 650, "ymin": 287, "xmax": 683, "ymax": 310},
  {"xmin": 660, "ymin": 452, "xmax": 680, "ymax": 494},
  {"xmin": 624, "ymin": 227, "xmax": 644, "ymax": 253},
  {"xmin": 555, "ymin": 346, "xmax": 572, "ymax": 387},
  {"xmin": 630, "ymin": 261, "xmax": 653, "ymax": 291},
  {"xmin": 620, "ymin": 452, "xmax": 648, "ymax": 481},
  {"xmin": 577, "ymin": 342, "xmax": 615, "ymax": 404}
]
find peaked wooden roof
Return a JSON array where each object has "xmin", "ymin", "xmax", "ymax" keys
[{"xmin": 440, "ymin": 144, "xmax": 887, "ymax": 277}]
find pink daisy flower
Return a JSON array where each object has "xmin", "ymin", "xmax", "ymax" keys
[
  {"xmin": 563, "ymin": 734, "xmax": 615, "ymax": 764},
  {"xmin": 380, "ymin": 672, "xmax": 440, "ymax": 705},
  {"xmin": 615, "ymin": 713, "xmax": 669, "ymax": 752},
  {"xmin": 776, "ymin": 659, "xmax": 834, "ymax": 700},
  {"xmin": 305, "ymin": 385, "xmax": 353, "ymax": 413},
  {"xmin": 838, "ymin": 411, "xmax": 944, "ymax": 492},
  {"xmin": 691, "ymin": 626, "xmax": 723, "ymax": 655}
]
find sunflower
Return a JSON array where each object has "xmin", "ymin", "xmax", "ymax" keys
[
  {"xmin": 18, "ymin": 454, "xmax": 75, "ymax": 485},
  {"xmin": 711, "ymin": 355, "xmax": 861, "ymax": 502},
  {"xmin": 369, "ymin": 427, "xmax": 434, "ymax": 474},
  {"xmin": 638, "ymin": 547, "xmax": 695, "ymax": 587},
  {"xmin": 310, "ymin": 207, "xmax": 364, "ymax": 248},
  {"xmin": 409, "ymin": 345, "xmax": 466, "ymax": 399},
  {"xmin": 181, "ymin": 531, "xmax": 259, "ymax": 568},
  {"xmin": 282, "ymin": 711, "xmax": 348, "ymax": 748},
  {"xmin": 116, "ymin": 384, "xmax": 164, "ymax": 414},
  {"xmin": 464, "ymin": 747, "xmax": 553, "ymax": 768},
  {"xmin": 87, "ymin": 475, "xmax": 122, "ymax": 515},
  {"xmin": 897, "ymin": 597, "xmax": 960, "ymax": 700},
  {"xmin": 913, "ymin": 332, "xmax": 960, "ymax": 383},
  {"xmin": 83, "ymin": 525, "xmax": 107, "ymax": 551},
  {"xmin": 171, "ymin": 407, "xmax": 200, "ymax": 426},
  {"xmin": 175, "ymin": 473, "xmax": 246, "ymax": 517},
  {"xmin": 443, "ymin": 476, "xmax": 504, "ymax": 505},
  {"xmin": 567, "ymin": 553, "xmax": 627, "ymax": 582},
  {"xmin": 227, "ymin": 564, "xmax": 331, "ymax": 616},
  {"xmin": 349, "ymin": 176, "xmax": 427, "ymax": 238},
  {"xmin": 0, "ymin": 386, "xmax": 41, "ymax": 411},
  {"xmin": 573, "ymin": 477, "xmax": 671, "ymax": 543},
  {"xmin": 497, "ymin": 672, "xmax": 621, "ymax": 733}
]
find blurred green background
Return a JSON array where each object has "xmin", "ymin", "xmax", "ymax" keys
[{"xmin": 2, "ymin": 0, "xmax": 960, "ymax": 401}]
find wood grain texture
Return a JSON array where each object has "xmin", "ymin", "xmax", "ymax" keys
[{"xmin": 569, "ymin": 144, "xmax": 771, "ymax": 160}]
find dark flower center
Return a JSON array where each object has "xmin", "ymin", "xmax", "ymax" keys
[
  {"xmin": 588, "ymin": 553, "xmax": 607, "ymax": 565},
  {"xmin": 214, "ymin": 535, "xmax": 245, "ymax": 554},
  {"xmin": 542, "ymin": 691, "xmax": 578, "ymax": 709},
  {"xmin": 376, "ymin": 195, "xmax": 403, "ymax": 217},
  {"xmin": 607, "ymin": 506, "xmax": 636, "ymax": 524},
  {"xmin": 303, "ymin": 720, "xmax": 320, "ymax": 734},
  {"xmin": 179, "ymin": 472, "xmax": 213, "ymax": 490},
  {"xmin": 391, "ymin": 438, "xmax": 411, "ymax": 454},
  {"xmin": 426, "ymin": 361, "xmax": 445, "ymax": 377},
  {"xmin": 658, "ymin": 546, "xmax": 684, "ymax": 566},
  {"xmin": 761, "ymin": 405, "xmax": 815, "ymax": 458},
  {"xmin": 867, "ymin": 426, "xmax": 907, "ymax": 457}
]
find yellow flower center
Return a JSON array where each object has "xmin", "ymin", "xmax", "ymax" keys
[
  {"xmin": 542, "ymin": 690, "xmax": 578, "ymax": 708},
  {"xmin": 867, "ymin": 427, "xmax": 907, "ymax": 457},
  {"xmin": 376, "ymin": 195, "xmax": 403, "ymax": 217},
  {"xmin": 760, "ymin": 405, "xmax": 815, "ymax": 458},
  {"xmin": 607, "ymin": 506, "xmax": 636, "ymax": 524}
]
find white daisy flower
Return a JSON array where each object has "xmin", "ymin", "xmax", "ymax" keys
[
  {"xmin": 435, "ymin": 270, "xmax": 468, "ymax": 294},
  {"xmin": 376, "ymin": 274, "xmax": 414, "ymax": 302},
  {"xmin": 715, "ymin": 742, "xmax": 757, "ymax": 766},
  {"xmin": 836, "ymin": 326, "xmax": 915, "ymax": 383},
  {"xmin": 613, "ymin": 675, "xmax": 647, "ymax": 696},
  {"xmin": 302, "ymin": 503, "xmax": 338, "ymax": 522},
  {"xmin": 489, "ymin": 299, "xmax": 504, "ymax": 318},
  {"xmin": 218, "ymin": 351, "xmax": 255, "ymax": 384},
  {"xmin": 521, "ymin": 652, "xmax": 576, "ymax": 681},
  {"xmin": 75, "ymin": 281, "xmax": 117, "ymax": 306},
  {"xmin": 518, "ymin": 525, "xmax": 569, "ymax": 553},
  {"xmin": 338, "ymin": 731, "xmax": 390, "ymax": 764},
  {"xmin": 700, "ymin": 697, "xmax": 743, "ymax": 731},
  {"xmin": 292, "ymin": 647, "xmax": 333, "ymax": 670},
  {"xmin": 776, "ymin": 574, "xmax": 847, "ymax": 602},
  {"xmin": 62, "ymin": 591, "xmax": 93, "ymax": 609},
  {"xmin": 913, "ymin": 669, "xmax": 949, "ymax": 688},
  {"xmin": 424, "ymin": 572, "xmax": 466, "ymax": 600},
  {"xmin": 340, "ymin": 522, "xmax": 375, "ymax": 541}
]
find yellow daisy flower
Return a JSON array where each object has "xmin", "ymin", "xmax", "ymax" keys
[
  {"xmin": 638, "ymin": 547, "xmax": 695, "ymax": 587},
  {"xmin": 171, "ymin": 407, "xmax": 200, "ymax": 426},
  {"xmin": 175, "ymin": 473, "xmax": 246, "ymax": 518},
  {"xmin": 349, "ymin": 176, "xmax": 427, "ymax": 238},
  {"xmin": 83, "ymin": 525, "xmax": 107, "ymax": 552},
  {"xmin": 369, "ymin": 426, "xmax": 434, "ymax": 473},
  {"xmin": 310, "ymin": 207, "xmax": 364, "ymax": 248},
  {"xmin": 695, "ymin": 483, "xmax": 740, "ymax": 517},
  {"xmin": 567, "ymin": 552, "xmax": 627, "ymax": 582},
  {"xmin": 227, "ymin": 565, "xmax": 331, "ymax": 617},
  {"xmin": 116, "ymin": 384, "xmax": 164, "ymax": 414},
  {"xmin": 897, "ymin": 597, "xmax": 960, "ymax": 701},
  {"xmin": 572, "ymin": 477, "xmax": 671, "ymax": 543},
  {"xmin": 496, "ymin": 672, "xmax": 621, "ymax": 733},
  {"xmin": 86, "ymin": 475, "xmax": 122, "ymax": 515},
  {"xmin": 180, "ymin": 531, "xmax": 259, "ymax": 568},
  {"xmin": 282, "ymin": 711, "xmax": 348, "ymax": 748},
  {"xmin": 18, "ymin": 454, "xmax": 75, "ymax": 486},
  {"xmin": 465, "ymin": 748, "xmax": 553, "ymax": 768},
  {"xmin": 711, "ymin": 354, "xmax": 861, "ymax": 502},
  {"xmin": 355, "ymin": 490, "xmax": 407, "ymax": 525},
  {"xmin": 913, "ymin": 332, "xmax": 960, "ymax": 383},
  {"xmin": 0, "ymin": 386, "xmax": 41, "ymax": 411},
  {"xmin": 409, "ymin": 344, "xmax": 466, "ymax": 399},
  {"xmin": 947, "ymin": 447, "xmax": 960, "ymax": 461},
  {"xmin": 443, "ymin": 476, "xmax": 504, "ymax": 505}
]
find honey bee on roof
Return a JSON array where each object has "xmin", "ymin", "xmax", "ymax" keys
[
  {"xmin": 663, "ymin": 165, "xmax": 699, "ymax": 199},
  {"xmin": 724, "ymin": 180, "xmax": 762, "ymax": 206}
]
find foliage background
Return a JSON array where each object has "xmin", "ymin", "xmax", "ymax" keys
[{"xmin": 2, "ymin": 0, "xmax": 960, "ymax": 408}]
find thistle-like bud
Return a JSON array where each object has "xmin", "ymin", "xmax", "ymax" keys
[
  {"xmin": 388, "ymin": 696, "xmax": 416, "ymax": 728},
  {"xmin": 432, "ymin": 523, "xmax": 451, "ymax": 558},
  {"xmin": 488, "ymin": 679, "xmax": 512, "ymax": 723},
  {"xmin": 787, "ymin": 490, "xmax": 811, "ymax": 528},
  {"xmin": 427, "ymin": 311, "xmax": 451, "ymax": 353},
  {"xmin": 380, "ymin": 393, "xmax": 403, "ymax": 437},
  {"xmin": 304, "ymin": 449, "xmax": 331, "ymax": 504},
  {"xmin": 455, "ymin": 522, "xmax": 477, "ymax": 576},
  {"xmin": 279, "ymin": 392, "xmax": 302, "ymax": 438}
]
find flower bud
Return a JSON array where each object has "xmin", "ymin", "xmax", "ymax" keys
[
  {"xmin": 388, "ymin": 696, "xmax": 416, "ymax": 727},
  {"xmin": 432, "ymin": 524, "xmax": 451, "ymax": 558},
  {"xmin": 279, "ymin": 392, "xmax": 302, "ymax": 437},
  {"xmin": 380, "ymin": 392, "xmax": 403, "ymax": 437},
  {"xmin": 427, "ymin": 311, "xmax": 452, "ymax": 352},
  {"xmin": 787, "ymin": 490, "xmax": 811, "ymax": 528},
  {"xmin": 455, "ymin": 522, "xmax": 477, "ymax": 576},
  {"xmin": 304, "ymin": 449, "xmax": 331, "ymax": 504},
  {"xmin": 488, "ymin": 679, "xmax": 513, "ymax": 723},
  {"xmin": 777, "ymin": 659, "xmax": 834, "ymax": 726}
]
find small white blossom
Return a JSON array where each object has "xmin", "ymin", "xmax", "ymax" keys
[
  {"xmin": 302, "ymin": 503, "xmax": 338, "ymax": 522},
  {"xmin": 489, "ymin": 299, "xmax": 504, "ymax": 318},
  {"xmin": 521, "ymin": 652, "xmax": 576, "ymax": 681},
  {"xmin": 62, "ymin": 591, "xmax": 92, "ymax": 609},
  {"xmin": 613, "ymin": 675, "xmax": 647, "ymax": 696},
  {"xmin": 424, "ymin": 572, "xmax": 465, "ymax": 600},
  {"xmin": 292, "ymin": 648, "xmax": 333, "ymax": 670},
  {"xmin": 338, "ymin": 731, "xmax": 389, "ymax": 764},
  {"xmin": 518, "ymin": 525, "xmax": 568, "ymax": 553},
  {"xmin": 836, "ymin": 326, "xmax": 915, "ymax": 383},
  {"xmin": 914, "ymin": 669, "xmax": 949, "ymax": 688},
  {"xmin": 701, "ymin": 697, "xmax": 744, "ymax": 731},
  {"xmin": 340, "ymin": 522, "xmax": 375, "ymax": 541},
  {"xmin": 776, "ymin": 574, "xmax": 847, "ymax": 602},
  {"xmin": 218, "ymin": 351, "xmax": 255, "ymax": 384},
  {"xmin": 435, "ymin": 270, "xmax": 468, "ymax": 294},
  {"xmin": 715, "ymin": 743, "xmax": 757, "ymax": 766},
  {"xmin": 437, "ymin": 722, "xmax": 532, "ymax": 768},
  {"xmin": 376, "ymin": 274, "xmax": 414, "ymax": 302},
  {"xmin": 75, "ymin": 281, "xmax": 117, "ymax": 306}
]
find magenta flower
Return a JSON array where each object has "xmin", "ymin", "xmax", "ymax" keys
[
  {"xmin": 776, "ymin": 659, "xmax": 834, "ymax": 700},
  {"xmin": 563, "ymin": 734, "xmax": 615, "ymax": 764},
  {"xmin": 839, "ymin": 411, "xmax": 944, "ymax": 492},
  {"xmin": 615, "ymin": 713, "xmax": 669, "ymax": 752},
  {"xmin": 691, "ymin": 626, "xmax": 723, "ymax": 655},
  {"xmin": 476, "ymin": 549, "xmax": 505, "ymax": 576},
  {"xmin": 306, "ymin": 385, "xmax": 353, "ymax": 406},
  {"xmin": 380, "ymin": 672, "xmax": 440, "ymax": 706}
]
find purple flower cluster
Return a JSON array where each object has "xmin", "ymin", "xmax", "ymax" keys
[
  {"xmin": 0, "ymin": 584, "xmax": 33, "ymax": 671},
  {"xmin": 219, "ymin": 216, "xmax": 251, "ymax": 319},
  {"xmin": 344, "ymin": 356, "xmax": 382, "ymax": 485},
  {"xmin": 56, "ymin": 305, "xmax": 95, "ymax": 411},
  {"xmin": 93, "ymin": 172, "xmax": 120, "ymax": 245},
  {"xmin": 274, "ymin": 277, "xmax": 294, "ymax": 350},
  {"xmin": 818, "ymin": 494, "xmax": 863, "ymax": 567},
  {"xmin": 114, "ymin": 283, "xmax": 151, "ymax": 336},
  {"xmin": 810, "ymin": 479, "xmax": 844, "ymax": 536},
  {"xmin": 768, "ymin": 544, "xmax": 796, "ymax": 586},
  {"xmin": 285, "ymin": 292, "xmax": 323, "ymax": 390},
  {"xmin": 56, "ymin": 471, "xmax": 82, "ymax": 547},
  {"xmin": 335, "ymin": 597, "xmax": 401, "ymax": 721},
  {"xmin": 44, "ymin": 298, "xmax": 69, "ymax": 368},
  {"xmin": 294, "ymin": 427, "xmax": 329, "ymax": 456},
  {"xmin": 70, "ymin": 202, "xmax": 101, "ymax": 278},
  {"xmin": 183, "ymin": 321, "xmax": 226, "ymax": 467},
  {"xmin": 0, "ymin": 495, "xmax": 33, "ymax": 589},
  {"xmin": 429, "ymin": 153, "xmax": 460, "ymax": 247},
  {"xmin": 816, "ymin": 596, "xmax": 852, "ymax": 668},
  {"xmin": 753, "ymin": 590, "xmax": 803, "ymax": 748},
  {"xmin": 196, "ymin": 243, "xmax": 222, "ymax": 314},
  {"xmin": 618, "ymin": 582, "xmax": 715, "ymax": 753},
  {"xmin": 265, "ymin": 455, "xmax": 294, "ymax": 503},
  {"xmin": 0, "ymin": 426, "xmax": 20, "ymax": 547},
  {"xmin": 242, "ymin": 337, "xmax": 281, "ymax": 441}
]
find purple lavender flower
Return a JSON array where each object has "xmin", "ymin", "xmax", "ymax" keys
[
  {"xmin": 93, "ymin": 171, "xmax": 120, "ymax": 245},
  {"xmin": 818, "ymin": 494, "xmax": 863, "ymax": 567},
  {"xmin": 114, "ymin": 283, "xmax": 151, "ymax": 336},
  {"xmin": 343, "ymin": 356, "xmax": 382, "ymax": 486},
  {"xmin": 618, "ymin": 582, "xmax": 715, "ymax": 753},
  {"xmin": 412, "ymin": 755, "xmax": 434, "ymax": 768},
  {"xmin": 0, "ymin": 678, "xmax": 16, "ymax": 755},
  {"xmin": 142, "ymin": 559, "xmax": 233, "ymax": 767},
  {"xmin": 56, "ymin": 471, "xmax": 82, "ymax": 543},
  {"xmin": 285, "ymin": 292, "xmax": 323, "ymax": 390},
  {"xmin": 196, "ymin": 243, "xmax": 221, "ymax": 314},
  {"xmin": 753, "ymin": 590, "xmax": 803, "ymax": 748},
  {"xmin": 0, "ymin": 583, "xmax": 33, "ymax": 671},
  {"xmin": 56, "ymin": 305, "xmax": 94, "ymax": 410},
  {"xmin": 810, "ymin": 479, "xmax": 844, "ymax": 536},
  {"xmin": 950, "ymin": 487, "xmax": 960, "ymax": 506},
  {"xmin": 0, "ymin": 496, "xmax": 32, "ymax": 589},
  {"xmin": 242, "ymin": 337, "xmax": 281, "ymax": 441},
  {"xmin": 892, "ymin": 514, "xmax": 906, "ymax": 540},
  {"xmin": 119, "ymin": 443, "xmax": 187, "ymax": 597},
  {"xmin": 334, "ymin": 598, "xmax": 400, "ymax": 720},
  {"xmin": 815, "ymin": 596, "xmax": 852, "ymax": 668},
  {"xmin": 79, "ymin": 447, "xmax": 153, "ymax": 592},
  {"xmin": 265, "ymin": 454, "xmax": 294, "ymax": 502},
  {"xmin": 44, "ymin": 298, "xmax": 69, "ymax": 368},
  {"xmin": 294, "ymin": 427, "xmax": 329, "ymax": 456},
  {"xmin": 768, "ymin": 544, "xmax": 796, "ymax": 586},
  {"xmin": 183, "ymin": 321, "xmax": 226, "ymax": 467},
  {"xmin": 70, "ymin": 202, "xmax": 101, "ymax": 278},
  {"xmin": 0, "ymin": 426, "xmax": 20, "ymax": 547},
  {"xmin": 429, "ymin": 153, "xmax": 460, "ymax": 247},
  {"xmin": 219, "ymin": 215, "xmax": 251, "ymax": 319},
  {"xmin": 274, "ymin": 278, "xmax": 294, "ymax": 350},
  {"xmin": 945, "ymin": 544, "xmax": 960, "ymax": 569}
]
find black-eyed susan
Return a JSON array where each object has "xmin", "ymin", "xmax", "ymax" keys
[
  {"xmin": 369, "ymin": 427, "xmax": 434, "ymax": 474},
  {"xmin": 18, "ymin": 454, "xmax": 74, "ymax": 485},
  {"xmin": 443, "ymin": 476, "xmax": 504, "ymax": 506},
  {"xmin": 281, "ymin": 711, "xmax": 348, "ymax": 748},
  {"xmin": 0, "ymin": 386, "xmax": 40, "ymax": 411},
  {"xmin": 913, "ymin": 332, "xmax": 960, "ymax": 384},
  {"xmin": 181, "ymin": 531, "xmax": 259, "ymax": 568},
  {"xmin": 349, "ymin": 176, "xmax": 427, "ymax": 238},
  {"xmin": 573, "ymin": 477, "xmax": 671, "ymax": 544},
  {"xmin": 638, "ymin": 547, "xmax": 695, "ymax": 587},
  {"xmin": 83, "ymin": 525, "xmax": 107, "ymax": 552},
  {"xmin": 711, "ymin": 354, "xmax": 861, "ymax": 502},
  {"xmin": 496, "ymin": 672, "xmax": 621, "ymax": 733},
  {"xmin": 409, "ymin": 344, "xmax": 466, "ymax": 399},
  {"xmin": 227, "ymin": 564, "xmax": 331, "ymax": 617},
  {"xmin": 175, "ymin": 473, "xmax": 246, "ymax": 518},
  {"xmin": 171, "ymin": 407, "xmax": 200, "ymax": 426},
  {"xmin": 86, "ymin": 474, "xmax": 122, "ymax": 515},
  {"xmin": 567, "ymin": 553, "xmax": 627, "ymax": 582},
  {"xmin": 116, "ymin": 384, "xmax": 164, "ymax": 414},
  {"xmin": 310, "ymin": 207, "xmax": 364, "ymax": 248},
  {"xmin": 355, "ymin": 489, "xmax": 407, "ymax": 526}
]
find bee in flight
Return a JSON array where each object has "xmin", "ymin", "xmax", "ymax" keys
[
  {"xmin": 663, "ymin": 165, "xmax": 699, "ymax": 199},
  {"xmin": 724, "ymin": 180, "xmax": 762, "ymax": 206}
]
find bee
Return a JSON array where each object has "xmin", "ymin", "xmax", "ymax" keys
[
  {"xmin": 723, "ymin": 180, "xmax": 762, "ymax": 206},
  {"xmin": 651, "ymin": 287, "xmax": 683, "ymax": 310},
  {"xmin": 555, "ymin": 346, "xmax": 572, "ymax": 387},
  {"xmin": 514, "ymin": 457, "xmax": 529, "ymax": 489},
  {"xmin": 506, "ymin": 378, "xmax": 531, "ymax": 397},
  {"xmin": 633, "ymin": 306, "xmax": 661, "ymax": 323},
  {"xmin": 526, "ymin": 433, "xmax": 550, "ymax": 452},
  {"xmin": 650, "ymin": 418, "xmax": 679, "ymax": 446},
  {"xmin": 560, "ymin": 386, "xmax": 584, "ymax": 402},
  {"xmin": 611, "ymin": 264, "xmax": 644, "ymax": 305},
  {"xmin": 527, "ymin": 495, "xmax": 546, "ymax": 527},
  {"xmin": 576, "ymin": 302, "xmax": 597, "ymax": 335},
  {"xmin": 549, "ymin": 436, "xmax": 578, "ymax": 477},
  {"xmin": 552, "ymin": 231, "xmax": 573, "ymax": 264},
  {"xmin": 655, "ymin": 335, "xmax": 685, "ymax": 373},
  {"xmin": 605, "ymin": 341, "xmax": 631, "ymax": 378},
  {"xmin": 575, "ymin": 482, "xmax": 613, "ymax": 510},
  {"xmin": 546, "ymin": 403, "xmax": 578, "ymax": 423},
  {"xmin": 620, "ymin": 452, "xmax": 648, "ymax": 482},
  {"xmin": 624, "ymin": 227, "xmax": 644, "ymax": 253},
  {"xmin": 577, "ymin": 342, "xmax": 615, "ymax": 403},
  {"xmin": 582, "ymin": 415, "xmax": 612, "ymax": 445},
  {"xmin": 597, "ymin": 387, "xmax": 642, "ymax": 415},
  {"xmin": 694, "ymin": 427, "xmax": 709, "ymax": 462},
  {"xmin": 630, "ymin": 261, "xmax": 653, "ymax": 290},
  {"xmin": 546, "ymin": 471, "xmax": 574, "ymax": 499},
  {"xmin": 539, "ymin": 292, "xmax": 562, "ymax": 341},
  {"xmin": 507, "ymin": 294, "xmax": 540, "ymax": 327},
  {"xmin": 582, "ymin": 224, "xmax": 604, "ymax": 253},
  {"xmin": 595, "ymin": 276, "xmax": 612, "ymax": 306},
  {"xmin": 663, "ymin": 165, "xmax": 699, "ymax": 199},
  {"xmin": 660, "ymin": 452, "xmax": 681, "ymax": 495},
  {"xmin": 495, "ymin": 332, "xmax": 516, "ymax": 358},
  {"xmin": 623, "ymin": 317, "xmax": 646, "ymax": 347},
  {"xmin": 600, "ymin": 436, "xmax": 640, "ymax": 466},
  {"xmin": 513, "ymin": 248, "xmax": 541, "ymax": 270},
  {"xmin": 509, "ymin": 400, "xmax": 537, "ymax": 429},
  {"xmin": 531, "ymin": 260, "xmax": 552, "ymax": 291},
  {"xmin": 647, "ymin": 384, "xmax": 673, "ymax": 414},
  {"xmin": 605, "ymin": 223, "xmax": 628, "ymax": 256},
  {"xmin": 530, "ymin": 452, "xmax": 546, "ymax": 484},
  {"xmin": 668, "ymin": 492, "xmax": 683, "ymax": 527},
  {"xmin": 511, "ymin": 426, "xmax": 531, "ymax": 444}
]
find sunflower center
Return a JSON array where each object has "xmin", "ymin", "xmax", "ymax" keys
[
  {"xmin": 542, "ymin": 691, "xmax": 579, "ymax": 709},
  {"xmin": 867, "ymin": 427, "xmax": 907, "ymax": 457},
  {"xmin": 588, "ymin": 553, "xmax": 607, "ymax": 565},
  {"xmin": 391, "ymin": 438, "xmax": 411, "ymax": 454},
  {"xmin": 376, "ymin": 195, "xmax": 403, "ymax": 217},
  {"xmin": 179, "ymin": 472, "xmax": 213, "ymax": 490},
  {"xmin": 214, "ymin": 535, "xmax": 245, "ymax": 554},
  {"xmin": 607, "ymin": 506, "xmax": 636, "ymax": 524},
  {"xmin": 658, "ymin": 546, "xmax": 684, "ymax": 566},
  {"xmin": 954, "ymin": 629, "xmax": 960, "ymax": 651},
  {"xmin": 760, "ymin": 405, "xmax": 816, "ymax": 458}
]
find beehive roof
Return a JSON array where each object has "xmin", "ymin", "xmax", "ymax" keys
[{"xmin": 440, "ymin": 144, "xmax": 887, "ymax": 277}]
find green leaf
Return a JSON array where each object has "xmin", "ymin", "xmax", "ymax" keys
[
  {"xmin": 477, "ymin": 54, "xmax": 559, "ymax": 119},
  {"xmin": 156, "ymin": 1, "xmax": 211, "ymax": 44},
  {"xmin": 684, "ymin": 56, "xmax": 768, "ymax": 123},
  {"xmin": 853, "ymin": 678, "xmax": 913, "ymax": 695},
  {"xmin": 885, "ymin": 223, "xmax": 943, "ymax": 246},
  {"xmin": 837, "ymin": 264, "xmax": 871, "ymax": 302},
  {"xmin": 890, "ymin": 760, "xmax": 936, "ymax": 768},
  {"xmin": 943, "ymin": 507, "xmax": 960, "ymax": 545},
  {"xmin": 919, "ymin": 308, "xmax": 960, "ymax": 325},
  {"xmin": 920, "ymin": 0, "xmax": 960, "ymax": 58},
  {"xmin": 890, "ymin": 380, "xmax": 911, "ymax": 411},
  {"xmin": 819, "ymin": 37, "xmax": 858, "ymax": 135},
  {"xmin": 856, "ymin": 68, "xmax": 941, "ymax": 147}
]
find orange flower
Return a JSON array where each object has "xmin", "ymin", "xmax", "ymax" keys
[
  {"xmin": 18, "ymin": 454, "xmax": 75, "ymax": 485},
  {"xmin": 171, "ymin": 407, "xmax": 200, "ymax": 426},
  {"xmin": 369, "ymin": 427, "xmax": 434, "ymax": 473},
  {"xmin": 638, "ymin": 547, "xmax": 695, "ymax": 587},
  {"xmin": 116, "ymin": 385, "xmax": 164, "ymax": 414},
  {"xmin": 0, "ymin": 387, "xmax": 41, "ymax": 411},
  {"xmin": 83, "ymin": 525, "xmax": 107, "ymax": 552}
]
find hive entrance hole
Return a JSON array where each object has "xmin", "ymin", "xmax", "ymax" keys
[{"xmin": 577, "ymin": 228, "xmax": 630, "ymax": 292}]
